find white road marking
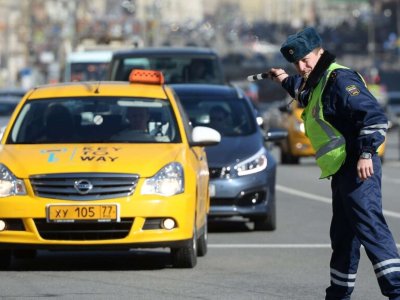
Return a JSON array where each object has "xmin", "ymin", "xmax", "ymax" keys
[
  {"xmin": 209, "ymin": 244, "xmax": 330, "ymax": 248},
  {"xmin": 208, "ymin": 183, "xmax": 400, "ymax": 250},
  {"xmin": 382, "ymin": 174, "xmax": 400, "ymax": 184},
  {"xmin": 381, "ymin": 209, "xmax": 400, "ymax": 218},
  {"xmin": 208, "ymin": 244, "xmax": 400, "ymax": 249},
  {"xmin": 276, "ymin": 184, "xmax": 331, "ymax": 204},
  {"xmin": 276, "ymin": 184, "xmax": 400, "ymax": 219}
]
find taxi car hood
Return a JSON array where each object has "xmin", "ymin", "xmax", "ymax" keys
[
  {"xmin": 205, "ymin": 133, "xmax": 263, "ymax": 166},
  {"xmin": 0, "ymin": 144, "xmax": 185, "ymax": 178}
]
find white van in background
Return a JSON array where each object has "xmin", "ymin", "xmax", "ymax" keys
[{"xmin": 63, "ymin": 50, "xmax": 113, "ymax": 82}]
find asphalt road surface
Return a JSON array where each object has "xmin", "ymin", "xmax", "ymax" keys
[{"xmin": 1, "ymin": 129, "xmax": 399, "ymax": 300}]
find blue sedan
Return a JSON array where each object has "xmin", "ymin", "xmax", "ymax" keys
[{"xmin": 172, "ymin": 84, "xmax": 286, "ymax": 230}]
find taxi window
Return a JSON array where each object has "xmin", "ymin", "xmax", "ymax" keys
[
  {"xmin": 7, "ymin": 97, "xmax": 181, "ymax": 144},
  {"xmin": 70, "ymin": 62, "xmax": 110, "ymax": 81}
]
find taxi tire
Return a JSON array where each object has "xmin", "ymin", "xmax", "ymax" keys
[
  {"xmin": 0, "ymin": 250, "xmax": 12, "ymax": 269},
  {"xmin": 171, "ymin": 226, "xmax": 197, "ymax": 268},
  {"xmin": 13, "ymin": 249, "xmax": 37, "ymax": 259},
  {"xmin": 197, "ymin": 218, "xmax": 208, "ymax": 257},
  {"xmin": 281, "ymin": 149, "xmax": 299, "ymax": 165}
]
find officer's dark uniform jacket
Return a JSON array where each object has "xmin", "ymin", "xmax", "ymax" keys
[
  {"xmin": 280, "ymin": 51, "xmax": 400, "ymax": 300},
  {"xmin": 281, "ymin": 51, "xmax": 388, "ymax": 162}
]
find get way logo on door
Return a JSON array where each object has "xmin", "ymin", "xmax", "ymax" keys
[{"xmin": 40, "ymin": 147, "xmax": 121, "ymax": 163}]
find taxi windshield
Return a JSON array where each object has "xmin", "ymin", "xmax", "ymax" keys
[{"xmin": 7, "ymin": 97, "xmax": 181, "ymax": 144}]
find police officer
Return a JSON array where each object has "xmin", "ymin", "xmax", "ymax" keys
[{"xmin": 268, "ymin": 27, "xmax": 400, "ymax": 300}]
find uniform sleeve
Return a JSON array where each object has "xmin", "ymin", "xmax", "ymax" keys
[
  {"xmin": 282, "ymin": 75, "xmax": 303, "ymax": 99},
  {"xmin": 334, "ymin": 69, "xmax": 388, "ymax": 155}
]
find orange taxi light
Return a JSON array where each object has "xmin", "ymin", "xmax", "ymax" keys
[{"xmin": 129, "ymin": 69, "xmax": 165, "ymax": 85}]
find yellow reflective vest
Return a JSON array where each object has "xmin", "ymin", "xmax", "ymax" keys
[{"xmin": 301, "ymin": 63, "xmax": 347, "ymax": 179}]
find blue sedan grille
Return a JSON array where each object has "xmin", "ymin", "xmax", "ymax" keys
[{"xmin": 209, "ymin": 167, "xmax": 222, "ymax": 179}]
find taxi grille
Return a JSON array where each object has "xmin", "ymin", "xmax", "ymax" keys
[
  {"xmin": 30, "ymin": 173, "xmax": 139, "ymax": 200},
  {"xmin": 34, "ymin": 218, "xmax": 133, "ymax": 240}
]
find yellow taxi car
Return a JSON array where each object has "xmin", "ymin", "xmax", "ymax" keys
[
  {"xmin": 0, "ymin": 70, "xmax": 220, "ymax": 269},
  {"xmin": 277, "ymin": 100, "xmax": 386, "ymax": 164}
]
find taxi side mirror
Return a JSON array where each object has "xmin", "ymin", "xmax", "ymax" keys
[{"xmin": 190, "ymin": 126, "xmax": 221, "ymax": 147}]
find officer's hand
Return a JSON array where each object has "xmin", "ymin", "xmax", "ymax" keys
[
  {"xmin": 357, "ymin": 158, "xmax": 374, "ymax": 181},
  {"xmin": 268, "ymin": 68, "xmax": 289, "ymax": 83}
]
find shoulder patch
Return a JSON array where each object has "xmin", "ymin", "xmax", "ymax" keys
[{"xmin": 345, "ymin": 85, "xmax": 360, "ymax": 96}]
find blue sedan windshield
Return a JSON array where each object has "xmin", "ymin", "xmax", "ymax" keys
[{"xmin": 178, "ymin": 95, "xmax": 257, "ymax": 137}]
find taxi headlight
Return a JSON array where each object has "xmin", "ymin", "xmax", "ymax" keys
[
  {"xmin": 235, "ymin": 149, "xmax": 268, "ymax": 177},
  {"xmin": 0, "ymin": 164, "xmax": 27, "ymax": 197},
  {"xmin": 294, "ymin": 119, "xmax": 305, "ymax": 133},
  {"xmin": 141, "ymin": 162, "xmax": 184, "ymax": 196}
]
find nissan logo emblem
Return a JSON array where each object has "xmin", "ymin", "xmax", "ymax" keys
[{"xmin": 74, "ymin": 179, "xmax": 93, "ymax": 195}]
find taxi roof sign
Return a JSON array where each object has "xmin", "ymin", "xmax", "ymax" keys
[{"xmin": 129, "ymin": 69, "xmax": 165, "ymax": 85}]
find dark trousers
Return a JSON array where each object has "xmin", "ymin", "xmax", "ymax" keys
[{"xmin": 325, "ymin": 156, "xmax": 400, "ymax": 300}]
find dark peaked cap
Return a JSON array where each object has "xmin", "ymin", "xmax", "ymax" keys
[{"xmin": 280, "ymin": 27, "xmax": 322, "ymax": 63}]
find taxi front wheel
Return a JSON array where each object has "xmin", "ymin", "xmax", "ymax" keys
[
  {"xmin": 171, "ymin": 226, "xmax": 198, "ymax": 268},
  {"xmin": 197, "ymin": 218, "xmax": 208, "ymax": 257},
  {"xmin": 0, "ymin": 249, "xmax": 12, "ymax": 269},
  {"xmin": 13, "ymin": 249, "xmax": 37, "ymax": 259},
  {"xmin": 280, "ymin": 148, "xmax": 300, "ymax": 164}
]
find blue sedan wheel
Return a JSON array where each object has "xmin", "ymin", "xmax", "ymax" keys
[{"xmin": 253, "ymin": 197, "xmax": 276, "ymax": 231}]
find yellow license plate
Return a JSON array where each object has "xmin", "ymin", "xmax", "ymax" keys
[{"xmin": 47, "ymin": 204, "xmax": 120, "ymax": 223}]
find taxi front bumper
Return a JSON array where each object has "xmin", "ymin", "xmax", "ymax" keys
[{"xmin": 0, "ymin": 194, "xmax": 196, "ymax": 249}]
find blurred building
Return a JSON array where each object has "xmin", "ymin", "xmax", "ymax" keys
[
  {"xmin": 203, "ymin": 0, "xmax": 318, "ymax": 27},
  {"xmin": 0, "ymin": 0, "xmax": 400, "ymax": 88},
  {"xmin": 0, "ymin": 0, "xmax": 27, "ymax": 88}
]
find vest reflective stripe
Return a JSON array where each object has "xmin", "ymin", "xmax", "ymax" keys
[
  {"xmin": 315, "ymin": 135, "xmax": 346, "ymax": 158},
  {"xmin": 313, "ymin": 97, "xmax": 346, "ymax": 159},
  {"xmin": 302, "ymin": 63, "xmax": 347, "ymax": 178}
]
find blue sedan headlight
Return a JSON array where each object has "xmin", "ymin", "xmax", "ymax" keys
[
  {"xmin": 235, "ymin": 149, "xmax": 267, "ymax": 176},
  {"xmin": 220, "ymin": 149, "xmax": 267, "ymax": 178}
]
